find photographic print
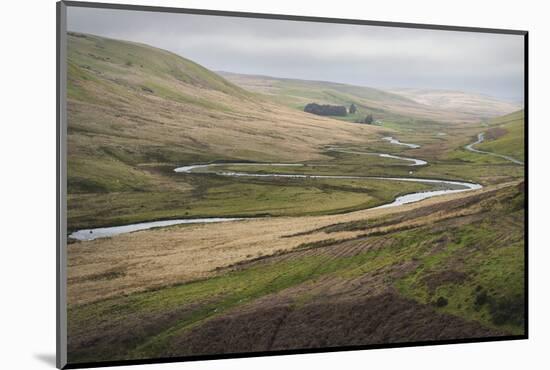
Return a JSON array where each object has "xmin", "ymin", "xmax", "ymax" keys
[{"xmin": 57, "ymin": 2, "xmax": 527, "ymax": 368}]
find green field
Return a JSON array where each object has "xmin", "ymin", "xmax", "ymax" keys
[
  {"xmin": 68, "ymin": 182, "xmax": 524, "ymax": 362},
  {"xmin": 68, "ymin": 174, "xmax": 435, "ymax": 230},
  {"xmin": 477, "ymin": 110, "xmax": 525, "ymax": 161},
  {"xmin": 65, "ymin": 32, "xmax": 526, "ymax": 364},
  {"xmin": 220, "ymin": 72, "xmax": 521, "ymax": 125}
]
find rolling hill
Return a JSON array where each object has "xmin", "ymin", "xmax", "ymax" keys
[
  {"xmin": 66, "ymin": 33, "xmax": 525, "ymax": 231},
  {"xmin": 477, "ymin": 109, "xmax": 525, "ymax": 162},
  {"xmin": 65, "ymin": 32, "xmax": 525, "ymax": 363},
  {"xmin": 66, "ymin": 33, "xmax": 391, "ymax": 229},
  {"xmin": 389, "ymin": 88, "xmax": 523, "ymax": 121},
  {"xmin": 67, "ymin": 33, "xmax": 382, "ymax": 167},
  {"xmin": 219, "ymin": 72, "xmax": 521, "ymax": 124},
  {"xmin": 66, "ymin": 33, "xmax": 389, "ymax": 191}
]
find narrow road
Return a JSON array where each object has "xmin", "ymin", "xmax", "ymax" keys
[{"xmin": 465, "ymin": 133, "xmax": 523, "ymax": 165}]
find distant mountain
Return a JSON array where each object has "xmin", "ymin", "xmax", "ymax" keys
[
  {"xmin": 219, "ymin": 72, "xmax": 521, "ymax": 124},
  {"xmin": 388, "ymin": 88, "xmax": 522, "ymax": 121}
]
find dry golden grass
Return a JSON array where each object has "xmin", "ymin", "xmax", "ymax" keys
[
  {"xmin": 68, "ymin": 34, "xmax": 386, "ymax": 165},
  {"xmin": 69, "ymin": 91, "xmax": 386, "ymax": 162},
  {"xmin": 389, "ymin": 88, "xmax": 522, "ymax": 120},
  {"xmin": 67, "ymin": 182, "xmax": 515, "ymax": 305}
]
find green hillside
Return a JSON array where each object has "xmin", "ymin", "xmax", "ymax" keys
[
  {"xmin": 219, "ymin": 71, "xmax": 433, "ymax": 124},
  {"xmin": 68, "ymin": 32, "xmax": 248, "ymax": 98},
  {"xmin": 68, "ymin": 182, "xmax": 524, "ymax": 362},
  {"xmin": 65, "ymin": 33, "xmax": 414, "ymax": 230},
  {"xmin": 478, "ymin": 110, "xmax": 525, "ymax": 162},
  {"xmin": 65, "ymin": 32, "xmax": 525, "ymax": 363},
  {"xmin": 219, "ymin": 72, "xmax": 521, "ymax": 125},
  {"xmin": 66, "ymin": 32, "xmax": 382, "ymax": 166}
]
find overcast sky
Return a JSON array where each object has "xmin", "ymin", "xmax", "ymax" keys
[{"xmin": 67, "ymin": 6, "xmax": 525, "ymax": 102}]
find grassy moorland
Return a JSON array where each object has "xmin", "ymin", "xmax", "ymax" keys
[
  {"xmin": 477, "ymin": 110, "xmax": 525, "ymax": 162},
  {"xmin": 66, "ymin": 32, "xmax": 525, "ymax": 364},
  {"xmin": 68, "ymin": 173, "xmax": 436, "ymax": 230},
  {"xmin": 444, "ymin": 109, "xmax": 525, "ymax": 171},
  {"xmin": 220, "ymin": 72, "xmax": 521, "ymax": 124},
  {"xmin": 67, "ymin": 33, "xmax": 524, "ymax": 231},
  {"xmin": 67, "ymin": 181, "xmax": 524, "ymax": 363},
  {"xmin": 67, "ymin": 32, "xmax": 447, "ymax": 230},
  {"xmin": 389, "ymin": 88, "xmax": 522, "ymax": 120}
]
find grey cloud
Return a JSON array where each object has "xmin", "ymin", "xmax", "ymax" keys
[{"xmin": 67, "ymin": 6, "xmax": 524, "ymax": 102}]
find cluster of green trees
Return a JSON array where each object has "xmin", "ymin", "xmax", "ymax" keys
[
  {"xmin": 303, "ymin": 102, "xmax": 376, "ymax": 124},
  {"xmin": 304, "ymin": 103, "xmax": 348, "ymax": 116}
]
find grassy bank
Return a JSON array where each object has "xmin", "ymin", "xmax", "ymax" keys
[
  {"xmin": 68, "ymin": 173, "xmax": 434, "ymax": 230},
  {"xmin": 67, "ymin": 182, "xmax": 524, "ymax": 363},
  {"xmin": 477, "ymin": 110, "xmax": 525, "ymax": 162}
]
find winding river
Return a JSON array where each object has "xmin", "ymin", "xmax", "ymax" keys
[
  {"xmin": 70, "ymin": 218, "xmax": 244, "ymax": 241},
  {"xmin": 327, "ymin": 147, "xmax": 427, "ymax": 166},
  {"xmin": 382, "ymin": 136, "xmax": 420, "ymax": 149},
  {"xmin": 70, "ymin": 136, "xmax": 483, "ymax": 241}
]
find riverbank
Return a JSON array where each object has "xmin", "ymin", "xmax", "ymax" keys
[
  {"xmin": 67, "ymin": 180, "xmax": 512, "ymax": 305},
  {"xmin": 70, "ymin": 167, "xmax": 481, "ymax": 241},
  {"xmin": 70, "ymin": 137, "xmax": 483, "ymax": 241}
]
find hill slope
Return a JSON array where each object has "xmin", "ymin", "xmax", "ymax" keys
[
  {"xmin": 68, "ymin": 181, "xmax": 524, "ymax": 361},
  {"xmin": 220, "ymin": 72, "xmax": 521, "ymax": 124},
  {"xmin": 67, "ymin": 34, "xmax": 386, "ymax": 188},
  {"xmin": 67, "ymin": 33, "xmax": 381, "ymax": 165},
  {"xmin": 389, "ymin": 88, "xmax": 522, "ymax": 121},
  {"xmin": 477, "ymin": 109, "xmax": 525, "ymax": 162},
  {"xmin": 66, "ymin": 33, "xmax": 386, "ymax": 228}
]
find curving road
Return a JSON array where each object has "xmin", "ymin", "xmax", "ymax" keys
[{"xmin": 465, "ymin": 133, "xmax": 523, "ymax": 165}]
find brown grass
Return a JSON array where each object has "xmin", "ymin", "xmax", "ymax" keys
[
  {"xmin": 67, "ymin": 182, "xmax": 516, "ymax": 305},
  {"xmin": 162, "ymin": 290, "xmax": 501, "ymax": 357}
]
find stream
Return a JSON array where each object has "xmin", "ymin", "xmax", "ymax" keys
[
  {"xmin": 70, "ymin": 136, "xmax": 482, "ymax": 241},
  {"xmin": 382, "ymin": 136, "xmax": 420, "ymax": 149},
  {"xmin": 327, "ymin": 147, "xmax": 427, "ymax": 166}
]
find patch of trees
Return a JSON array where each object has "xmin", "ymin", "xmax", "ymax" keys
[
  {"xmin": 304, "ymin": 103, "xmax": 347, "ymax": 116},
  {"xmin": 363, "ymin": 114, "xmax": 374, "ymax": 124},
  {"xmin": 349, "ymin": 103, "xmax": 357, "ymax": 114}
]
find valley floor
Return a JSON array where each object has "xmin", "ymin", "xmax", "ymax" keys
[{"xmin": 66, "ymin": 117, "xmax": 526, "ymax": 364}]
